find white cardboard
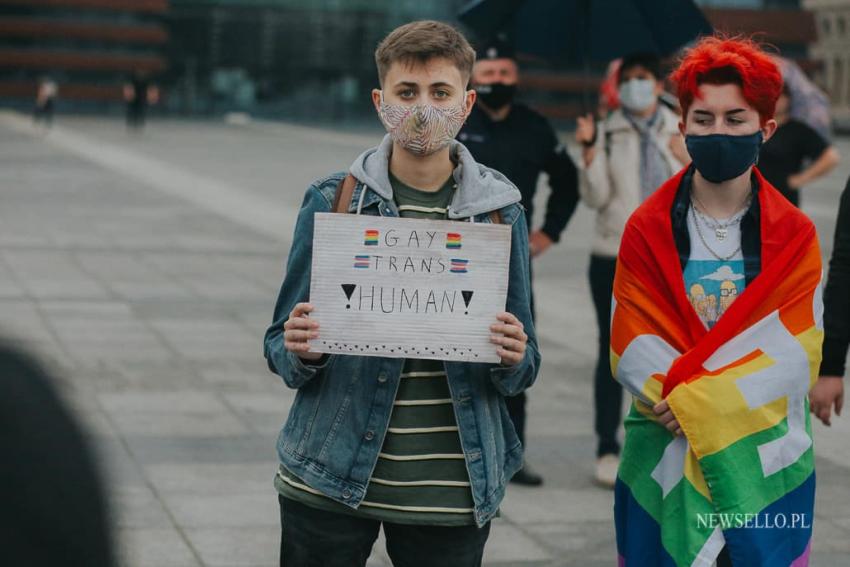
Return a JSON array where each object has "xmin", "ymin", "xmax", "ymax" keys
[{"xmin": 308, "ymin": 213, "xmax": 512, "ymax": 363}]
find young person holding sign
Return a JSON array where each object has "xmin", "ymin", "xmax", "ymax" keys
[{"xmin": 263, "ymin": 21, "xmax": 539, "ymax": 567}]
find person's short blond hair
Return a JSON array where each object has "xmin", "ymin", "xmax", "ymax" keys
[{"xmin": 375, "ymin": 20, "xmax": 475, "ymax": 86}]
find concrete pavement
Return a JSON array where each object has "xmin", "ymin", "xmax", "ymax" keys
[{"xmin": 1, "ymin": 111, "xmax": 849, "ymax": 566}]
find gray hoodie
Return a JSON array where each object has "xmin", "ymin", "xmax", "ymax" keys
[{"xmin": 349, "ymin": 134, "xmax": 522, "ymax": 220}]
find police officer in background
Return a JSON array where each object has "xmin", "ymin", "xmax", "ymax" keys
[{"xmin": 459, "ymin": 37, "xmax": 580, "ymax": 486}]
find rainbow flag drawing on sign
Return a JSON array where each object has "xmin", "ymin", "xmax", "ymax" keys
[
  {"xmin": 353, "ymin": 255, "xmax": 370, "ymax": 269},
  {"xmin": 611, "ymin": 168, "xmax": 822, "ymax": 567},
  {"xmin": 364, "ymin": 229, "xmax": 379, "ymax": 246},
  {"xmin": 450, "ymin": 259, "xmax": 469, "ymax": 274},
  {"xmin": 446, "ymin": 232, "xmax": 462, "ymax": 249}
]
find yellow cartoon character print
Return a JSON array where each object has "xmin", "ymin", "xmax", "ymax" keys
[
  {"xmin": 689, "ymin": 283, "xmax": 718, "ymax": 325},
  {"xmin": 684, "ymin": 261, "xmax": 746, "ymax": 329},
  {"xmin": 718, "ymin": 279, "xmax": 739, "ymax": 316}
]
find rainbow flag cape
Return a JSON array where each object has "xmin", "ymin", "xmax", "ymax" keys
[{"xmin": 611, "ymin": 168, "xmax": 823, "ymax": 567}]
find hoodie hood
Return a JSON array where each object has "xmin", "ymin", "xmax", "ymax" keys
[{"xmin": 349, "ymin": 134, "xmax": 522, "ymax": 219}]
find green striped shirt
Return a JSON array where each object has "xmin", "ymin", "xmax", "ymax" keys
[{"xmin": 276, "ymin": 173, "xmax": 477, "ymax": 526}]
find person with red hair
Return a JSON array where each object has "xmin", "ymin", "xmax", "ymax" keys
[{"xmin": 611, "ymin": 37, "xmax": 821, "ymax": 566}]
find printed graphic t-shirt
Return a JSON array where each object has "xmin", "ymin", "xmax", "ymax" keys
[{"xmin": 683, "ymin": 204, "xmax": 747, "ymax": 329}]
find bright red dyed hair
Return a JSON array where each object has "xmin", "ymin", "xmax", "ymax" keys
[{"xmin": 670, "ymin": 36, "xmax": 782, "ymax": 123}]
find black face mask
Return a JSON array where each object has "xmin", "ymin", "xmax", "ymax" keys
[
  {"xmin": 475, "ymin": 82, "xmax": 516, "ymax": 109},
  {"xmin": 685, "ymin": 131, "xmax": 764, "ymax": 184}
]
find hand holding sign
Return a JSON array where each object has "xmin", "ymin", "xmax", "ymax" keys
[
  {"xmin": 491, "ymin": 312, "xmax": 527, "ymax": 366},
  {"xmin": 283, "ymin": 302, "xmax": 322, "ymax": 361}
]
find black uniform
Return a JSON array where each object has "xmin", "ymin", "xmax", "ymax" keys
[
  {"xmin": 458, "ymin": 102, "xmax": 579, "ymax": 447},
  {"xmin": 459, "ymin": 103, "xmax": 579, "ymax": 247}
]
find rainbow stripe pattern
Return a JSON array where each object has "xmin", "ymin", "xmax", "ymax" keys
[
  {"xmin": 450, "ymin": 259, "xmax": 469, "ymax": 274},
  {"xmin": 353, "ymin": 255, "xmax": 370, "ymax": 269},
  {"xmin": 446, "ymin": 232, "xmax": 462, "ymax": 249},
  {"xmin": 364, "ymin": 229, "xmax": 379, "ymax": 246},
  {"xmin": 611, "ymin": 168, "xmax": 821, "ymax": 567}
]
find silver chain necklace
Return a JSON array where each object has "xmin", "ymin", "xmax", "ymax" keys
[
  {"xmin": 690, "ymin": 190, "xmax": 751, "ymax": 242},
  {"xmin": 690, "ymin": 203, "xmax": 743, "ymax": 261}
]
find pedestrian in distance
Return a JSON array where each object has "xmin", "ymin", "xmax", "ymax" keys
[
  {"xmin": 32, "ymin": 76, "xmax": 57, "ymax": 131},
  {"xmin": 124, "ymin": 69, "xmax": 159, "ymax": 132}
]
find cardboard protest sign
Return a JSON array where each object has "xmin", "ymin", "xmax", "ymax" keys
[{"xmin": 308, "ymin": 213, "xmax": 512, "ymax": 363}]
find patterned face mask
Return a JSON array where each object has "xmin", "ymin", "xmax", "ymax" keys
[{"xmin": 377, "ymin": 92, "xmax": 468, "ymax": 156}]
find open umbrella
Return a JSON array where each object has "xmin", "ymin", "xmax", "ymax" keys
[{"xmin": 458, "ymin": 0, "xmax": 712, "ymax": 64}]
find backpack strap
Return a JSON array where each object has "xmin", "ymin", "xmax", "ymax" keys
[
  {"xmin": 332, "ymin": 174, "xmax": 358, "ymax": 213},
  {"xmin": 334, "ymin": 172, "xmax": 503, "ymax": 224}
]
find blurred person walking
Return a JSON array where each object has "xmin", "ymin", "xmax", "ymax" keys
[
  {"xmin": 32, "ymin": 76, "xmax": 57, "ymax": 130},
  {"xmin": 758, "ymin": 85, "xmax": 839, "ymax": 207},
  {"xmin": 124, "ymin": 70, "xmax": 159, "ymax": 132},
  {"xmin": 458, "ymin": 36, "xmax": 579, "ymax": 486},
  {"xmin": 810, "ymin": 177, "xmax": 849, "ymax": 426},
  {"xmin": 574, "ymin": 52, "xmax": 689, "ymax": 488}
]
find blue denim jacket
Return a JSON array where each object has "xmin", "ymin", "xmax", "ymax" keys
[{"xmin": 263, "ymin": 137, "xmax": 541, "ymax": 527}]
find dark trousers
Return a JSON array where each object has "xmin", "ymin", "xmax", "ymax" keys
[
  {"xmin": 126, "ymin": 102, "xmax": 146, "ymax": 129},
  {"xmin": 279, "ymin": 496, "xmax": 491, "ymax": 567},
  {"xmin": 589, "ymin": 254, "xmax": 624, "ymax": 457},
  {"xmin": 33, "ymin": 99, "xmax": 54, "ymax": 127}
]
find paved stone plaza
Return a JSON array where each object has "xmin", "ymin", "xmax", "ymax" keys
[{"xmin": 1, "ymin": 111, "xmax": 849, "ymax": 566}]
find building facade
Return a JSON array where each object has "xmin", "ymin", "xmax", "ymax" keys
[
  {"xmin": 0, "ymin": 0, "xmax": 169, "ymax": 109},
  {"xmin": 3, "ymin": 0, "xmax": 831, "ymax": 124},
  {"xmin": 0, "ymin": 0, "xmax": 463, "ymax": 117},
  {"xmin": 164, "ymin": 0, "xmax": 464, "ymax": 119},
  {"xmin": 804, "ymin": 0, "xmax": 850, "ymax": 121},
  {"xmin": 696, "ymin": 0, "xmax": 817, "ymax": 63}
]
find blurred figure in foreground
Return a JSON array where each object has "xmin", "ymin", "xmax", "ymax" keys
[{"xmin": 0, "ymin": 342, "xmax": 115, "ymax": 567}]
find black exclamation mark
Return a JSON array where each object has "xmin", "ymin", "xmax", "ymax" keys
[
  {"xmin": 461, "ymin": 290, "xmax": 473, "ymax": 315},
  {"xmin": 341, "ymin": 284, "xmax": 356, "ymax": 309}
]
